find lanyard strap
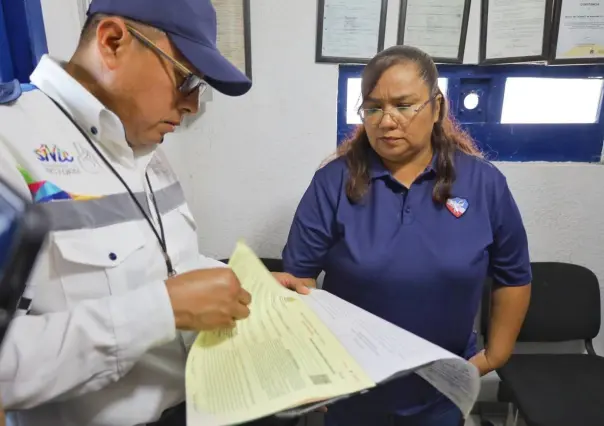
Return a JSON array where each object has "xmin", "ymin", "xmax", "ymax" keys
[{"xmin": 48, "ymin": 98, "xmax": 176, "ymax": 277}]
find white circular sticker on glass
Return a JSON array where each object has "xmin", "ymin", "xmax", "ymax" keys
[{"xmin": 463, "ymin": 92, "xmax": 480, "ymax": 110}]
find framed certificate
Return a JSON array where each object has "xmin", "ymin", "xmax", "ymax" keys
[
  {"xmin": 316, "ymin": 0, "xmax": 388, "ymax": 64},
  {"xmin": 550, "ymin": 0, "xmax": 604, "ymax": 64},
  {"xmin": 397, "ymin": 0, "xmax": 471, "ymax": 63},
  {"xmin": 214, "ymin": 0, "xmax": 253, "ymax": 78},
  {"xmin": 479, "ymin": 0, "xmax": 553, "ymax": 64},
  {"xmin": 77, "ymin": 0, "xmax": 92, "ymax": 26}
]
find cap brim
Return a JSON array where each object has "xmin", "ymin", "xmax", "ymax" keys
[{"xmin": 169, "ymin": 34, "xmax": 251, "ymax": 97}]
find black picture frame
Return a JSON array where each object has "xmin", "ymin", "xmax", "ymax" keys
[
  {"xmin": 549, "ymin": 0, "xmax": 604, "ymax": 65},
  {"xmin": 479, "ymin": 0, "xmax": 554, "ymax": 65},
  {"xmin": 214, "ymin": 0, "xmax": 253, "ymax": 80},
  {"xmin": 397, "ymin": 0, "xmax": 471, "ymax": 64},
  {"xmin": 242, "ymin": 0, "xmax": 253, "ymax": 79},
  {"xmin": 315, "ymin": 0, "xmax": 389, "ymax": 64}
]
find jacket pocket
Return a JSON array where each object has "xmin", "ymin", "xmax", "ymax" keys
[{"xmin": 51, "ymin": 224, "xmax": 146, "ymax": 305}]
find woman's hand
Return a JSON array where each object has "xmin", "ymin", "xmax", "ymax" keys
[
  {"xmin": 272, "ymin": 272, "xmax": 316, "ymax": 295},
  {"xmin": 469, "ymin": 349, "xmax": 505, "ymax": 376}
]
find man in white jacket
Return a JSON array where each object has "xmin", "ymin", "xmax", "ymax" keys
[{"xmin": 0, "ymin": 0, "xmax": 254, "ymax": 424}]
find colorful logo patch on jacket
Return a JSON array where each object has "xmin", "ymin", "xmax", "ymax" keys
[
  {"xmin": 17, "ymin": 165, "xmax": 99, "ymax": 203},
  {"xmin": 34, "ymin": 144, "xmax": 74, "ymax": 163}
]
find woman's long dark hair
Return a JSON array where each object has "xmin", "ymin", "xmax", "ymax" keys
[{"xmin": 336, "ymin": 45, "xmax": 482, "ymax": 204}]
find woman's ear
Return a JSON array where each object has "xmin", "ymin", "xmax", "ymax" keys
[{"xmin": 432, "ymin": 94, "xmax": 442, "ymax": 124}]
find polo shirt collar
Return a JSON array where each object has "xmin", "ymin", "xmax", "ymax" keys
[
  {"xmin": 30, "ymin": 55, "xmax": 144, "ymax": 167},
  {"xmin": 368, "ymin": 148, "xmax": 437, "ymax": 180}
]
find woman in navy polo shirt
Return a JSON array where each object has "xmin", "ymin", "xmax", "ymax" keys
[{"xmin": 274, "ymin": 45, "xmax": 532, "ymax": 426}]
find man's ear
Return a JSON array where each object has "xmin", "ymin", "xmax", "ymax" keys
[{"xmin": 95, "ymin": 17, "xmax": 132, "ymax": 70}]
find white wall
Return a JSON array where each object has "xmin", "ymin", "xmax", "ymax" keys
[
  {"xmin": 166, "ymin": 0, "xmax": 486, "ymax": 258},
  {"xmin": 42, "ymin": 0, "xmax": 604, "ymax": 402},
  {"xmin": 39, "ymin": 0, "xmax": 83, "ymax": 62}
]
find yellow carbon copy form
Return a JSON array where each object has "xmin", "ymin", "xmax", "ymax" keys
[{"xmin": 185, "ymin": 241, "xmax": 375, "ymax": 426}]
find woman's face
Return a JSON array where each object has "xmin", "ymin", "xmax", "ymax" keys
[{"xmin": 361, "ymin": 62, "xmax": 440, "ymax": 165}]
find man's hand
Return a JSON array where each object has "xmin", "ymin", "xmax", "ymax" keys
[
  {"xmin": 272, "ymin": 272, "xmax": 316, "ymax": 295},
  {"xmin": 166, "ymin": 268, "xmax": 251, "ymax": 330},
  {"xmin": 469, "ymin": 349, "xmax": 500, "ymax": 376}
]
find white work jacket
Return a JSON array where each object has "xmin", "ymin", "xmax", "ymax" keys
[{"xmin": 0, "ymin": 55, "xmax": 223, "ymax": 426}]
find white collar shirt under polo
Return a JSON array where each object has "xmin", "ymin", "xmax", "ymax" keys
[{"xmin": 0, "ymin": 55, "xmax": 225, "ymax": 426}]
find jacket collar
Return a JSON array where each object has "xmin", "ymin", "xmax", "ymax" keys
[{"xmin": 30, "ymin": 55, "xmax": 151, "ymax": 167}]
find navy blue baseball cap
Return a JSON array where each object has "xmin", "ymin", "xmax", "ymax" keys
[{"xmin": 87, "ymin": 0, "xmax": 252, "ymax": 96}]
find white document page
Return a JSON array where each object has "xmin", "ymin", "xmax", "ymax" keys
[{"xmin": 303, "ymin": 289, "xmax": 481, "ymax": 418}]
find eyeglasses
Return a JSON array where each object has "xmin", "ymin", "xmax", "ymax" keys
[
  {"xmin": 126, "ymin": 24, "xmax": 207, "ymax": 97},
  {"xmin": 359, "ymin": 96, "xmax": 435, "ymax": 126}
]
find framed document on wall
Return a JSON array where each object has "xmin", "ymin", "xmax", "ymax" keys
[
  {"xmin": 479, "ymin": 0, "xmax": 553, "ymax": 64},
  {"xmin": 316, "ymin": 0, "xmax": 388, "ymax": 64},
  {"xmin": 550, "ymin": 0, "xmax": 604, "ymax": 64},
  {"xmin": 214, "ymin": 0, "xmax": 253, "ymax": 79},
  {"xmin": 77, "ymin": 0, "xmax": 92, "ymax": 27},
  {"xmin": 397, "ymin": 0, "xmax": 471, "ymax": 63}
]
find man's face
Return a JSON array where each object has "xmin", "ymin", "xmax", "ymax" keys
[{"xmin": 94, "ymin": 18, "xmax": 202, "ymax": 147}]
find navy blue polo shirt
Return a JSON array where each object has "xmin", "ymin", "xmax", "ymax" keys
[{"xmin": 282, "ymin": 149, "xmax": 532, "ymax": 415}]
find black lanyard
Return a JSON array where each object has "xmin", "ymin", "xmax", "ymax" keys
[{"xmin": 48, "ymin": 98, "xmax": 176, "ymax": 277}]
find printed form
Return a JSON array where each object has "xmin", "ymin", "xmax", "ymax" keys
[
  {"xmin": 186, "ymin": 242, "xmax": 480, "ymax": 426},
  {"xmin": 186, "ymin": 243, "xmax": 374, "ymax": 426}
]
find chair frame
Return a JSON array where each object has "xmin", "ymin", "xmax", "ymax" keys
[{"xmin": 481, "ymin": 263, "xmax": 601, "ymax": 426}]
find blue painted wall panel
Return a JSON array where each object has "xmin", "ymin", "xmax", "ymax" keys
[
  {"xmin": 0, "ymin": 0, "xmax": 48, "ymax": 83},
  {"xmin": 0, "ymin": 2, "xmax": 15, "ymax": 81},
  {"xmin": 23, "ymin": 0, "xmax": 48, "ymax": 65},
  {"xmin": 337, "ymin": 64, "xmax": 604, "ymax": 163}
]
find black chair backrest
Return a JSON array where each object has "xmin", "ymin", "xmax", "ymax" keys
[
  {"xmin": 481, "ymin": 262, "xmax": 600, "ymax": 343},
  {"xmin": 219, "ymin": 258, "xmax": 284, "ymax": 273},
  {"xmin": 260, "ymin": 258, "xmax": 284, "ymax": 273}
]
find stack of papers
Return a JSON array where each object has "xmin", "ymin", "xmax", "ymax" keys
[{"xmin": 185, "ymin": 241, "xmax": 480, "ymax": 425}]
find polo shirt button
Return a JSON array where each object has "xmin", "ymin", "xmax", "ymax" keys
[
  {"xmin": 109, "ymin": 252, "xmax": 117, "ymax": 261},
  {"xmin": 405, "ymin": 207, "xmax": 411, "ymax": 213},
  {"xmin": 90, "ymin": 126, "xmax": 98, "ymax": 135}
]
